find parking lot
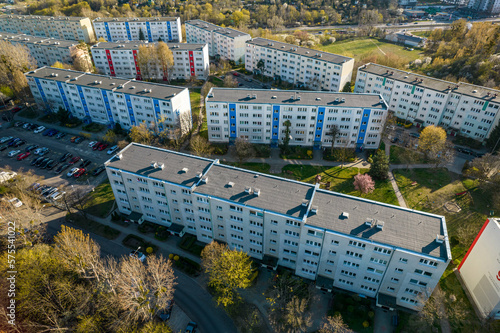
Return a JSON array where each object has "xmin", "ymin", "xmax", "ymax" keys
[{"xmin": 0, "ymin": 124, "xmax": 111, "ymax": 189}]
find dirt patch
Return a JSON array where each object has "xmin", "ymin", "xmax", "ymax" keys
[{"xmin": 444, "ymin": 201, "xmax": 462, "ymax": 213}]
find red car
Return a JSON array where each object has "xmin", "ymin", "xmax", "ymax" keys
[
  {"xmin": 97, "ymin": 143, "xmax": 108, "ymax": 151},
  {"xmin": 68, "ymin": 156, "xmax": 81, "ymax": 165},
  {"xmin": 92, "ymin": 141, "xmax": 102, "ymax": 150},
  {"xmin": 74, "ymin": 168, "xmax": 86, "ymax": 178},
  {"xmin": 17, "ymin": 151, "xmax": 30, "ymax": 160},
  {"xmin": 11, "ymin": 106, "xmax": 21, "ymax": 113},
  {"xmin": 232, "ymin": 72, "xmax": 239, "ymax": 77}
]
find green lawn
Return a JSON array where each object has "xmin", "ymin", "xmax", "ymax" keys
[
  {"xmin": 83, "ymin": 180, "xmax": 115, "ymax": 218},
  {"xmin": 208, "ymin": 76, "xmax": 224, "ymax": 87},
  {"xmin": 390, "ymin": 145, "xmax": 429, "ymax": 164},
  {"xmin": 190, "ymin": 89, "xmax": 202, "ymax": 125},
  {"xmin": 317, "ymin": 38, "xmax": 423, "ymax": 63},
  {"xmin": 66, "ymin": 213, "xmax": 120, "ymax": 240},
  {"xmin": 281, "ymin": 165, "xmax": 399, "ymax": 206}
]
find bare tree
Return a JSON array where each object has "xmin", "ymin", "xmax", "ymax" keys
[
  {"xmin": 190, "ymin": 135, "xmax": 213, "ymax": 157},
  {"xmin": 464, "ymin": 153, "xmax": 500, "ymax": 181},
  {"xmin": 284, "ymin": 296, "xmax": 312, "ymax": 333},
  {"xmin": 156, "ymin": 42, "xmax": 174, "ymax": 82},
  {"xmin": 320, "ymin": 314, "xmax": 353, "ymax": 333},
  {"xmin": 326, "ymin": 125, "xmax": 339, "ymax": 156},
  {"xmin": 223, "ymin": 75, "xmax": 238, "ymax": 88},
  {"xmin": 0, "ymin": 41, "xmax": 36, "ymax": 101},
  {"xmin": 63, "ymin": 187, "xmax": 92, "ymax": 218},
  {"xmin": 201, "ymin": 81, "xmax": 215, "ymax": 98},
  {"xmin": 233, "ymin": 138, "xmax": 255, "ymax": 165}
]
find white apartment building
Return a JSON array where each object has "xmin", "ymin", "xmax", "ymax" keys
[
  {"xmin": 185, "ymin": 20, "xmax": 251, "ymax": 64},
  {"xmin": 91, "ymin": 41, "xmax": 209, "ymax": 80},
  {"xmin": 0, "ymin": 15, "xmax": 95, "ymax": 43},
  {"xmin": 93, "ymin": 17, "xmax": 181, "ymax": 43},
  {"xmin": 468, "ymin": 0, "xmax": 500, "ymax": 14},
  {"xmin": 245, "ymin": 38, "xmax": 354, "ymax": 92},
  {"xmin": 205, "ymin": 88, "xmax": 388, "ymax": 150},
  {"xmin": 105, "ymin": 143, "xmax": 451, "ymax": 311},
  {"xmin": 354, "ymin": 63, "xmax": 500, "ymax": 142},
  {"xmin": 458, "ymin": 218, "xmax": 500, "ymax": 320},
  {"xmin": 25, "ymin": 67, "xmax": 192, "ymax": 134},
  {"xmin": 0, "ymin": 32, "xmax": 90, "ymax": 67}
]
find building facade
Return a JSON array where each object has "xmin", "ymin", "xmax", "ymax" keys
[
  {"xmin": 385, "ymin": 32, "xmax": 426, "ymax": 48},
  {"xmin": 245, "ymin": 38, "xmax": 354, "ymax": 92},
  {"xmin": 468, "ymin": 0, "xmax": 500, "ymax": 14},
  {"xmin": 105, "ymin": 143, "xmax": 451, "ymax": 311},
  {"xmin": 354, "ymin": 63, "xmax": 500, "ymax": 142},
  {"xmin": 205, "ymin": 88, "xmax": 388, "ymax": 149},
  {"xmin": 25, "ymin": 67, "xmax": 192, "ymax": 134},
  {"xmin": 0, "ymin": 32, "xmax": 90, "ymax": 67},
  {"xmin": 92, "ymin": 17, "xmax": 182, "ymax": 43},
  {"xmin": 185, "ymin": 20, "xmax": 251, "ymax": 64},
  {"xmin": 458, "ymin": 218, "xmax": 500, "ymax": 320},
  {"xmin": 91, "ymin": 41, "xmax": 209, "ymax": 80},
  {"xmin": 0, "ymin": 15, "xmax": 95, "ymax": 43}
]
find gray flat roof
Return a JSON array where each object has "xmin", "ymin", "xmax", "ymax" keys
[
  {"xmin": 106, "ymin": 143, "xmax": 449, "ymax": 259},
  {"xmin": 0, "ymin": 14, "xmax": 86, "ymax": 22},
  {"xmin": 306, "ymin": 190, "xmax": 447, "ymax": 258},
  {"xmin": 207, "ymin": 88, "xmax": 387, "ymax": 109},
  {"xmin": 360, "ymin": 63, "xmax": 500, "ymax": 103},
  {"xmin": 92, "ymin": 41, "xmax": 206, "ymax": 51},
  {"xmin": 247, "ymin": 37, "xmax": 353, "ymax": 64},
  {"xmin": 392, "ymin": 33, "xmax": 425, "ymax": 43},
  {"xmin": 26, "ymin": 67, "xmax": 187, "ymax": 100},
  {"xmin": 1, "ymin": 33, "xmax": 77, "ymax": 48},
  {"xmin": 93, "ymin": 17, "xmax": 178, "ymax": 23},
  {"xmin": 186, "ymin": 19, "xmax": 250, "ymax": 38}
]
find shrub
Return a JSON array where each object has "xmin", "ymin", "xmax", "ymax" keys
[
  {"xmin": 253, "ymin": 144, "xmax": 271, "ymax": 158},
  {"xmin": 363, "ymin": 321, "xmax": 370, "ymax": 328},
  {"xmin": 368, "ymin": 311, "xmax": 375, "ymax": 318},
  {"xmin": 174, "ymin": 255, "xmax": 180, "ymax": 261},
  {"xmin": 347, "ymin": 305, "xmax": 354, "ymax": 313},
  {"xmin": 169, "ymin": 253, "xmax": 174, "ymax": 259},
  {"xmin": 146, "ymin": 247, "xmax": 153, "ymax": 254},
  {"xmin": 212, "ymin": 143, "xmax": 228, "ymax": 155}
]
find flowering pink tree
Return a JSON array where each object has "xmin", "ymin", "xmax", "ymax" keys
[{"xmin": 353, "ymin": 173, "xmax": 375, "ymax": 194}]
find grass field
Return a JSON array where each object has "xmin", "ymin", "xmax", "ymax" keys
[
  {"xmin": 390, "ymin": 145, "xmax": 429, "ymax": 164},
  {"xmin": 317, "ymin": 38, "xmax": 423, "ymax": 62},
  {"xmin": 190, "ymin": 89, "xmax": 202, "ymax": 124},
  {"xmin": 84, "ymin": 180, "xmax": 115, "ymax": 218}
]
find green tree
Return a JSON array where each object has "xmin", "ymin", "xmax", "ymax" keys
[
  {"xmin": 369, "ymin": 149, "xmax": 390, "ymax": 180},
  {"xmin": 418, "ymin": 125, "xmax": 447, "ymax": 158},
  {"xmin": 201, "ymin": 241, "xmax": 254, "ymax": 307},
  {"xmin": 282, "ymin": 120, "xmax": 292, "ymax": 154},
  {"xmin": 129, "ymin": 123, "xmax": 154, "ymax": 144},
  {"xmin": 342, "ymin": 81, "xmax": 352, "ymax": 92},
  {"xmin": 139, "ymin": 28, "xmax": 146, "ymax": 41},
  {"xmin": 102, "ymin": 130, "xmax": 117, "ymax": 144},
  {"xmin": 326, "ymin": 125, "xmax": 339, "ymax": 155},
  {"xmin": 486, "ymin": 123, "xmax": 500, "ymax": 153}
]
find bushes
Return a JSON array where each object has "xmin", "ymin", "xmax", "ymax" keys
[
  {"xmin": 280, "ymin": 146, "xmax": 313, "ymax": 159},
  {"xmin": 82, "ymin": 122, "xmax": 106, "ymax": 133},
  {"xmin": 253, "ymin": 144, "xmax": 271, "ymax": 158},
  {"xmin": 323, "ymin": 148, "xmax": 357, "ymax": 162},
  {"xmin": 154, "ymin": 226, "xmax": 169, "ymax": 241},
  {"xmin": 170, "ymin": 253, "xmax": 201, "ymax": 276},
  {"xmin": 452, "ymin": 135, "xmax": 482, "ymax": 150},
  {"xmin": 178, "ymin": 234, "xmax": 205, "ymax": 256},
  {"xmin": 122, "ymin": 234, "xmax": 158, "ymax": 254},
  {"xmin": 212, "ymin": 143, "xmax": 228, "ymax": 155}
]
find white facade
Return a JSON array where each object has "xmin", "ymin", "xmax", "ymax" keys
[
  {"xmin": 0, "ymin": 15, "xmax": 95, "ymax": 43},
  {"xmin": 468, "ymin": 0, "xmax": 500, "ymax": 14},
  {"xmin": 205, "ymin": 88, "xmax": 387, "ymax": 149},
  {"xmin": 185, "ymin": 20, "xmax": 251, "ymax": 64},
  {"xmin": 245, "ymin": 38, "xmax": 354, "ymax": 92},
  {"xmin": 458, "ymin": 218, "xmax": 500, "ymax": 320},
  {"xmin": 354, "ymin": 63, "xmax": 500, "ymax": 142},
  {"xmin": 91, "ymin": 41, "xmax": 209, "ymax": 80},
  {"xmin": 25, "ymin": 67, "xmax": 192, "ymax": 134},
  {"xmin": 0, "ymin": 32, "xmax": 89, "ymax": 67},
  {"xmin": 105, "ymin": 143, "xmax": 451, "ymax": 312},
  {"xmin": 93, "ymin": 17, "xmax": 181, "ymax": 43}
]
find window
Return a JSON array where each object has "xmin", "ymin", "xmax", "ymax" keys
[
  {"xmin": 331, "ymin": 240, "xmax": 339, "ymax": 245},
  {"xmin": 395, "ymin": 268, "xmax": 404, "ymax": 273},
  {"xmin": 341, "ymin": 270, "xmax": 356, "ymax": 278},
  {"xmin": 284, "ymin": 239, "xmax": 298, "ymax": 247},
  {"xmin": 399, "ymin": 258, "xmax": 408, "ymax": 264},
  {"xmin": 374, "ymin": 247, "xmax": 392, "ymax": 255},
  {"xmin": 343, "ymin": 260, "xmax": 360, "ymax": 268},
  {"xmin": 364, "ymin": 276, "xmax": 380, "ymax": 284},
  {"xmin": 346, "ymin": 251, "xmax": 363, "ymax": 259},
  {"xmin": 285, "ymin": 230, "xmax": 299, "ymax": 237},
  {"xmin": 270, "ymin": 220, "xmax": 278, "ymax": 225},
  {"xmin": 391, "ymin": 277, "xmax": 399, "ymax": 283},
  {"xmin": 370, "ymin": 257, "xmax": 388, "ymax": 266},
  {"xmin": 338, "ymin": 278, "xmax": 354, "ymax": 286},
  {"xmin": 286, "ymin": 220, "xmax": 300, "ymax": 227},
  {"xmin": 419, "ymin": 259, "xmax": 438, "ymax": 267},
  {"xmin": 349, "ymin": 240, "xmax": 366, "ymax": 249},
  {"xmin": 305, "ymin": 240, "xmax": 321, "ymax": 247},
  {"xmin": 415, "ymin": 269, "xmax": 433, "ymax": 277},
  {"xmin": 361, "ymin": 285, "xmax": 376, "ymax": 292}
]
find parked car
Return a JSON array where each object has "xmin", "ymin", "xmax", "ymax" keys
[
  {"xmin": 31, "ymin": 156, "xmax": 43, "ymax": 166},
  {"xmin": 39, "ymin": 159, "xmax": 52, "ymax": 169},
  {"xmin": 92, "ymin": 165, "xmax": 105, "ymax": 176},
  {"xmin": 232, "ymin": 72, "xmax": 239, "ymax": 76},
  {"xmin": 92, "ymin": 142, "xmax": 102, "ymax": 150},
  {"xmin": 158, "ymin": 300, "xmax": 175, "ymax": 321},
  {"xmin": 52, "ymin": 191, "xmax": 66, "ymax": 201},
  {"xmin": 38, "ymin": 148, "xmax": 49, "ymax": 156},
  {"xmin": 0, "ymin": 136, "xmax": 13, "ymax": 144},
  {"xmin": 42, "ymin": 128, "xmax": 52, "ymax": 136},
  {"xmin": 0, "ymin": 145, "xmax": 8, "ymax": 151},
  {"xmin": 74, "ymin": 168, "xmax": 86, "ymax": 178},
  {"xmin": 34, "ymin": 126, "xmax": 45, "ymax": 133},
  {"xmin": 14, "ymin": 122, "xmax": 24, "ymax": 127},
  {"xmin": 8, "ymin": 150, "xmax": 21, "ymax": 157},
  {"xmin": 42, "ymin": 187, "xmax": 58, "ymax": 198},
  {"xmin": 36, "ymin": 157, "xmax": 49, "ymax": 167},
  {"xmin": 129, "ymin": 250, "xmax": 147, "ymax": 263},
  {"xmin": 97, "ymin": 143, "xmax": 108, "ymax": 151},
  {"xmin": 409, "ymin": 132, "xmax": 420, "ymax": 138},
  {"xmin": 79, "ymin": 159, "xmax": 92, "ymax": 168},
  {"xmin": 107, "ymin": 145, "xmax": 119, "ymax": 155},
  {"xmin": 17, "ymin": 152, "xmax": 30, "ymax": 161},
  {"xmin": 185, "ymin": 322, "xmax": 197, "ymax": 333},
  {"xmin": 11, "ymin": 106, "xmax": 21, "ymax": 113},
  {"xmin": 56, "ymin": 132, "xmax": 66, "ymax": 139},
  {"xmin": 8, "ymin": 198, "xmax": 23, "ymax": 208},
  {"xmin": 29, "ymin": 124, "xmax": 38, "ymax": 130},
  {"xmin": 59, "ymin": 152, "xmax": 73, "ymax": 162},
  {"xmin": 88, "ymin": 141, "xmax": 97, "ymax": 148},
  {"xmin": 55, "ymin": 163, "xmax": 70, "ymax": 174},
  {"xmin": 25, "ymin": 144, "xmax": 39, "ymax": 152},
  {"xmin": 8, "ymin": 138, "xmax": 21, "ymax": 146},
  {"xmin": 45, "ymin": 160, "xmax": 57, "ymax": 170},
  {"xmin": 70, "ymin": 136, "xmax": 78, "ymax": 143},
  {"xmin": 47, "ymin": 129, "xmax": 58, "ymax": 137},
  {"xmin": 12, "ymin": 140, "xmax": 26, "ymax": 147},
  {"xmin": 74, "ymin": 137, "xmax": 84, "ymax": 144},
  {"xmin": 68, "ymin": 156, "xmax": 81, "ymax": 165},
  {"xmin": 67, "ymin": 167, "xmax": 79, "ymax": 177},
  {"xmin": 23, "ymin": 123, "xmax": 32, "ymax": 129}
]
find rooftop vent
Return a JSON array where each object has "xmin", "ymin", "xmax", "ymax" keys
[
  {"xmin": 50, "ymin": 73, "xmax": 58, "ymax": 77},
  {"xmin": 335, "ymin": 98, "xmax": 340, "ymax": 102},
  {"xmin": 306, "ymin": 51, "xmax": 309, "ymax": 54},
  {"xmin": 254, "ymin": 188, "xmax": 261, "ymax": 196},
  {"xmin": 130, "ymin": 86, "xmax": 135, "ymax": 89},
  {"xmin": 341, "ymin": 98, "xmax": 345, "ymax": 102},
  {"xmin": 472, "ymin": 90, "xmax": 478, "ymax": 93},
  {"xmin": 201, "ymin": 176, "xmax": 208, "ymax": 183},
  {"xmin": 301, "ymin": 200, "xmax": 309, "ymax": 207},
  {"xmin": 365, "ymin": 219, "xmax": 373, "ymax": 227},
  {"xmin": 341, "ymin": 212, "xmax": 349, "ymax": 219},
  {"xmin": 244, "ymin": 186, "xmax": 253, "ymax": 194},
  {"xmin": 297, "ymin": 96, "xmax": 301, "ymax": 100},
  {"xmin": 207, "ymin": 93, "xmax": 213, "ymax": 98},
  {"xmin": 316, "ymin": 97, "xmax": 321, "ymax": 101},
  {"xmin": 196, "ymin": 172, "xmax": 203, "ymax": 178},
  {"xmin": 252, "ymin": 94, "xmax": 257, "ymax": 99},
  {"xmin": 311, "ymin": 206, "xmax": 318, "ymax": 213},
  {"xmin": 247, "ymin": 94, "xmax": 251, "ymax": 98},
  {"xmin": 117, "ymin": 152, "xmax": 123, "ymax": 159},
  {"xmin": 228, "ymin": 181, "xmax": 235, "ymax": 187},
  {"xmin": 375, "ymin": 220, "xmax": 384, "ymax": 230},
  {"xmin": 436, "ymin": 235, "xmax": 445, "ymax": 243},
  {"xmin": 318, "ymin": 54, "xmax": 322, "ymax": 57},
  {"xmin": 181, "ymin": 167, "xmax": 188, "ymax": 173},
  {"xmin": 65, "ymin": 75, "xmax": 71, "ymax": 78},
  {"xmin": 271, "ymin": 96, "xmax": 277, "ymax": 99},
  {"xmin": 404, "ymin": 75, "xmax": 408, "ymax": 79},
  {"xmin": 151, "ymin": 161, "xmax": 158, "ymax": 168},
  {"xmin": 254, "ymin": 174, "xmax": 259, "ymax": 178}
]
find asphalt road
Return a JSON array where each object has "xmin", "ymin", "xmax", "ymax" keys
[{"xmin": 44, "ymin": 215, "xmax": 237, "ymax": 333}]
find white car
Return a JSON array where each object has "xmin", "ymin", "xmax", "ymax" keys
[
  {"xmin": 0, "ymin": 136, "xmax": 13, "ymax": 144},
  {"xmin": 34, "ymin": 126, "xmax": 45, "ymax": 133},
  {"xmin": 107, "ymin": 145, "xmax": 119, "ymax": 155},
  {"xmin": 88, "ymin": 141, "xmax": 97, "ymax": 148},
  {"xmin": 129, "ymin": 251, "xmax": 147, "ymax": 263},
  {"xmin": 52, "ymin": 192, "xmax": 66, "ymax": 201},
  {"xmin": 8, "ymin": 150, "xmax": 21, "ymax": 157},
  {"xmin": 8, "ymin": 198, "xmax": 23, "ymax": 208},
  {"xmin": 67, "ymin": 167, "xmax": 79, "ymax": 177}
]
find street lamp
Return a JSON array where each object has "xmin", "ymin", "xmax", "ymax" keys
[{"xmin": 132, "ymin": 246, "xmax": 141, "ymax": 256}]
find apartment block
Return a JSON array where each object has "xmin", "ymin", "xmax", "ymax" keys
[
  {"xmin": 205, "ymin": 88, "xmax": 388, "ymax": 149},
  {"xmin": 91, "ymin": 41, "xmax": 209, "ymax": 80},
  {"xmin": 25, "ymin": 67, "xmax": 192, "ymax": 134},
  {"xmin": 468, "ymin": 0, "xmax": 500, "ymax": 14},
  {"xmin": 354, "ymin": 63, "xmax": 500, "ymax": 142},
  {"xmin": 105, "ymin": 143, "xmax": 451, "ymax": 311},
  {"xmin": 245, "ymin": 38, "xmax": 354, "ymax": 92},
  {"xmin": 93, "ymin": 17, "xmax": 181, "ymax": 43},
  {"xmin": 0, "ymin": 15, "xmax": 94, "ymax": 43},
  {"xmin": 185, "ymin": 20, "xmax": 251, "ymax": 64},
  {"xmin": 0, "ymin": 32, "xmax": 90, "ymax": 67}
]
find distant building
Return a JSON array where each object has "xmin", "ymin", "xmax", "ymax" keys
[
  {"xmin": 0, "ymin": 15, "xmax": 95, "ymax": 43},
  {"xmin": 0, "ymin": 32, "xmax": 90, "ymax": 67},
  {"xmin": 245, "ymin": 38, "xmax": 354, "ymax": 92},
  {"xmin": 25, "ymin": 67, "xmax": 192, "ymax": 133},
  {"xmin": 468, "ymin": 0, "xmax": 500, "ymax": 14},
  {"xmin": 458, "ymin": 218, "xmax": 500, "ymax": 320},
  {"xmin": 91, "ymin": 41, "xmax": 209, "ymax": 80},
  {"xmin": 403, "ymin": 10, "xmax": 427, "ymax": 18},
  {"xmin": 398, "ymin": 0, "xmax": 417, "ymax": 7},
  {"xmin": 385, "ymin": 32, "xmax": 427, "ymax": 48},
  {"xmin": 92, "ymin": 17, "xmax": 182, "ymax": 43},
  {"xmin": 185, "ymin": 20, "xmax": 251, "ymax": 64},
  {"xmin": 205, "ymin": 88, "xmax": 388, "ymax": 150}
]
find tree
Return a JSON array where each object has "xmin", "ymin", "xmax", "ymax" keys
[
  {"xmin": 52, "ymin": 61, "xmax": 66, "ymax": 69},
  {"xmin": 157, "ymin": 42, "xmax": 174, "ymax": 81},
  {"xmin": 342, "ymin": 81, "xmax": 352, "ymax": 92},
  {"xmin": 326, "ymin": 125, "xmax": 339, "ymax": 155},
  {"xmin": 418, "ymin": 125, "xmax": 447, "ymax": 158},
  {"xmin": 282, "ymin": 120, "xmax": 292, "ymax": 154},
  {"xmin": 320, "ymin": 314, "xmax": 352, "ymax": 333},
  {"xmin": 190, "ymin": 135, "xmax": 213, "ymax": 157},
  {"xmin": 486, "ymin": 123, "xmax": 500, "ymax": 153},
  {"xmin": 0, "ymin": 41, "xmax": 36, "ymax": 101},
  {"xmin": 256, "ymin": 59, "xmax": 265, "ymax": 77},
  {"xmin": 201, "ymin": 241, "xmax": 254, "ymax": 307},
  {"xmin": 464, "ymin": 153, "xmax": 500, "ymax": 181},
  {"xmin": 139, "ymin": 28, "xmax": 146, "ymax": 40},
  {"xmin": 201, "ymin": 81, "xmax": 214, "ymax": 98},
  {"xmin": 353, "ymin": 173, "xmax": 375, "ymax": 194},
  {"xmin": 284, "ymin": 296, "xmax": 312, "ymax": 333},
  {"xmin": 136, "ymin": 44, "xmax": 157, "ymax": 81},
  {"xmin": 233, "ymin": 138, "xmax": 255, "ymax": 165},
  {"xmin": 223, "ymin": 75, "xmax": 238, "ymax": 88},
  {"xmin": 129, "ymin": 123, "xmax": 154, "ymax": 144},
  {"xmin": 369, "ymin": 149, "xmax": 390, "ymax": 180},
  {"xmin": 102, "ymin": 129, "xmax": 118, "ymax": 144},
  {"xmin": 64, "ymin": 187, "xmax": 92, "ymax": 218},
  {"xmin": 71, "ymin": 43, "xmax": 93, "ymax": 72}
]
